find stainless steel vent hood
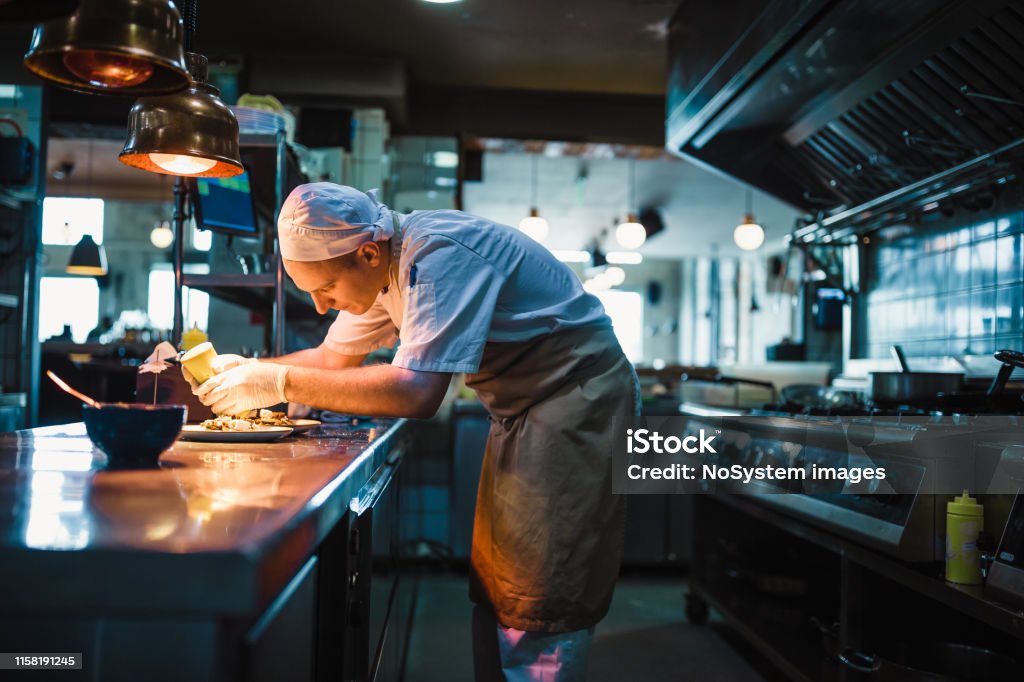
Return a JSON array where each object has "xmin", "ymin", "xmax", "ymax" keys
[{"xmin": 667, "ymin": 0, "xmax": 1024, "ymax": 238}]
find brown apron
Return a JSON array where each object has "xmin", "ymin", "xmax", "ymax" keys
[{"xmin": 465, "ymin": 324, "xmax": 639, "ymax": 633}]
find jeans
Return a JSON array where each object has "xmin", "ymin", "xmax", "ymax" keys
[{"xmin": 472, "ymin": 605, "xmax": 595, "ymax": 682}]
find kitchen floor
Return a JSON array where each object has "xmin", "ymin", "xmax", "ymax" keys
[{"xmin": 403, "ymin": 570, "xmax": 782, "ymax": 681}]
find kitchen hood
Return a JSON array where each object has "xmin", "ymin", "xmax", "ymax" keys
[{"xmin": 667, "ymin": 0, "xmax": 1024, "ymax": 238}]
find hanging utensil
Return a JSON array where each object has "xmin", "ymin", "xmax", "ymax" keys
[
  {"xmin": 46, "ymin": 370, "xmax": 102, "ymax": 409},
  {"xmin": 891, "ymin": 344, "xmax": 911, "ymax": 372}
]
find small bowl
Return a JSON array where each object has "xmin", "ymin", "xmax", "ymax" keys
[{"xmin": 83, "ymin": 403, "xmax": 188, "ymax": 469}]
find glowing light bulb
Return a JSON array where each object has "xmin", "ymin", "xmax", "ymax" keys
[
  {"xmin": 518, "ymin": 208, "xmax": 549, "ymax": 243},
  {"xmin": 150, "ymin": 222, "xmax": 173, "ymax": 249},
  {"xmin": 615, "ymin": 215, "xmax": 646, "ymax": 250},
  {"xmin": 733, "ymin": 215, "xmax": 765, "ymax": 251},
  {"xmin": 63, "ymin": 51, "xmax": 154, "ymax": 88},
  {"xmin": 149, "ymin": 153, "xmax": 218, "ymax": 175}
]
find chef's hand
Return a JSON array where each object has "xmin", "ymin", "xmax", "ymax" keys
[
  {"xmin": 180, "ymin": 354, "xmax": 255, "ymax": 391},
  {"xmin": 211, "ymin": 353, "xmax": 256, "ymax": 374},
  {"xmin": 194, "ymin": 362, "xmax": 289, "ymax": 416}
]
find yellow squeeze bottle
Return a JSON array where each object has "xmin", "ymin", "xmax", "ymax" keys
[
  {"xmin": 946, "ymin": 490, "xmax": 983, "ymax": 585},
  {"xmin": 181, "ymin": 324, "xmax": 208, "ymax": 352}
]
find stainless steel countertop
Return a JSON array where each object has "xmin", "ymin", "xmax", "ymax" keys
[{"xmin": 0, "ymin": 417, "xmax": 406, "ymax": 616}]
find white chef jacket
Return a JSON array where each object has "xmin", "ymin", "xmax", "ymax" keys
[{"xmin": 322, "ymin": 209, "xmax": 611, "ymax": 373}]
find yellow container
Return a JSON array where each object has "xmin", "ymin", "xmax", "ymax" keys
[
  {"xmin": 946, "ymin": 490, "xmax": 983, "ymax": 585},
  {"xmin": 180, "ymin": 341, "xmax": 218, "ymax": 384}
]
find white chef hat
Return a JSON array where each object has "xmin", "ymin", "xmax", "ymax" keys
[{"xmin": 277, "ymin": 183, "xmax": 394, "ymax": 262}]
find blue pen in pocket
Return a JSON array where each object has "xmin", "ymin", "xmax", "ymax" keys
[{"xmin": 409, "ymin": 264, "xmax": 418, "ymax": 288}]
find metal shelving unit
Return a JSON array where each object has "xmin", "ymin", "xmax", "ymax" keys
[
  {"xmin": 173, "ymin": 129, "xmax": 310, "ymax": 355},
  {"xmin": 687, "ymin": 494, "xmax": 1024, "ymax": 680}
]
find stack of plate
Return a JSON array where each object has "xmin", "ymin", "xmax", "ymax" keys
[{"xmin": 231, "ymin": 105, "xmax": 287, "ymax": 136}]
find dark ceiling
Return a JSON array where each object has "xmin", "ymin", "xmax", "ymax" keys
[
  {"xmin": 0, "ymin": 0, "xmax": 677, "ymax": 144},
  {"xmin": 196, "ymin": 0, "xmax": 674, "ymax": 96}
]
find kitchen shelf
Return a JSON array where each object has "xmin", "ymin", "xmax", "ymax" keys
[
  {"xmin": 173, "ymin": 130, "xmax": 310, "ymax": 353},
  {"xmin": 690, "ymin": 582, "xmax": 828, "ymax": 682},
  {"xmin": 182, "ymin": 273, "xmax": 276, "ymax": 289},
  {"xmin": 712, "ymin": 494, "xmax": 1024, "ymax": 640},
  {"xmin": 182, "ymin": 273, "xmax": 319, "ymax": 321}
]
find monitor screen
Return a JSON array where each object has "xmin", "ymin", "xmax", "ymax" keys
[{"xmin": 194, "ymin": 172, "xmax": 258, "ymax": 237}]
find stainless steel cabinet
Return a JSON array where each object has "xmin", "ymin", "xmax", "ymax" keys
[{"xmin": 246, "ymin": 558, "xmax": 318, "ymax": 682}]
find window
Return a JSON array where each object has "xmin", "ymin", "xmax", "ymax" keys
[
  {"xmin": 42, "ymin": 197, "xmax": 104, "ymax": 245},
  {"xmin": 38, "ymin": 277, "xmax": 100, "ymax": 343},
  {"xmin": 595, "ymin": 290, "xmax": 644, "ymax": 364},
  {"xmin": 191, "ymin": 220, "xmax": 212, "ymax": 251},
  {"xmin": 147, "ymin": 263, "xmax": 210, "ymax": 331}
]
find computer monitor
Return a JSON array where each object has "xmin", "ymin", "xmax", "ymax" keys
[{"xmin": 193, "ymin": 171, "xmax": 258, "ymax": 238}]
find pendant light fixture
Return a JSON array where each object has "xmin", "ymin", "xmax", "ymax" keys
[
  {"xmin": 119, "ymin": 51, "xmax": 242, "ymax": 177},
  {"xmin": 63, "ymin": 143, "xmax": 108, "ymax": 276},
  {"xmin": 118, "ymin": 0, "xmax": 242, "ymax": 178},
  {"xmin": 23, "ymin": 0, "xmax": 189, "ymax": 95},
  {"xmin": 615, "ymin": 159, "xmax": 646, "ymax": 250},
  {"xmin": 518, "ymin": 154, "xmax": 549, "ymax": 243},
  {"xmin": 66, "ymin": 233, "xmax": 108, "ymax": 275},
  {"xmin": 734, "ymin": 188, "xmax": 765, "ymax": 251}
]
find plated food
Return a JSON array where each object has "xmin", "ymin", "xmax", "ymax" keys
[
  {"xmin": 179, "ymin": 424, "xmax": 293, "ymax": 443},
  {"xmin": 200, "ymin": 409, "xmax": 293, "ymax": 431},
  {"xmin": 177, "ymin": 410, "xmax": 320, "ymax": 443},
  {"xmin": 176, "ymin": 409, "xmax": 296, "ymax": 443}
]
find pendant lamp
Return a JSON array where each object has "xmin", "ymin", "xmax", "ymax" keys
[
  {"xmin": 150, "ymin": 220, "xmax": 173, "ymax": 248},
  {"xmin": 23, "ymin": 0, "xmax": 189, "ymax": 95},
  {"xmin": 119, "ymin": 51, "xmax": 242, "ymax": 177},
  {"xmin": 615, "ymin": 159, "xmax": 646, "ymax": 250},
  {"xmin": 66, "ymin": 233, "xmax": 107, "ymax": 275},
  {"xmin": 518, "ymin": 155, "xmax": 549, "ymax": 243},
  {"xmin": 733, "ymin": 189, "xmax": 765, "ymax": 251},
  {"xmin": 0, "ymin": 0, "xmax": 79, "ymax": 23}
]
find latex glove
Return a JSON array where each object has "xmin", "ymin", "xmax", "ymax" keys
[
  {"xmin": 180, "ymin": 354, "xmax": 255, "ymax": 391},
  {"xmin": 194, "ymin": 362, "xmax": 289, "ymax": 416},
  {"xmin": 211, "ymin": 353, "xmax": 257, "ymax": 374}
]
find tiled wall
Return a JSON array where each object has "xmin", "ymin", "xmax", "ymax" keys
[{"xmin": 862, "ymin": 199, "xmax": 1024, "ymax": 359}]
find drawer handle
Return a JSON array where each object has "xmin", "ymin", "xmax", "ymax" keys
[{"xmin": 350, "ymin": 463, "xmax": 395, "ymax": 515}]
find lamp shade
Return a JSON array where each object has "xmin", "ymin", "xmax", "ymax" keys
[
  {"xmin": 733, "ymin": 214, "xmax": 765, "ymax": 251},
  {"xmin": 119, "ymin": 52, "xmax": 243, "ymax": 178},
  {"xmin": 66, "ymin": 233, "xmax": 107, "ymax": 275},
  {"xmin": 0, "ymin": 0, "xmax": 79, "ymax": 22},
  {"xmin": 23, "ymin": 0, "xmax": 189, "ymax": 95}
]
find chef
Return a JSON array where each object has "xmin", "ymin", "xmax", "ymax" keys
[{"xmin": 188, "ymin": 182, "xmax": 639, "ymax": 681}]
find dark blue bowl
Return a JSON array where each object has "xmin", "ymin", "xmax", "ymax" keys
[{"xmin": 83, "ymin": 403, "xmax": 187, "ymax": 469}]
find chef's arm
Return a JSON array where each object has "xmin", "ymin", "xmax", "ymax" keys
[
  {"xmin": 264, "ymin": 342, "xmax": 365, "ymax": 370},
  {"xmin": 283, "ymin": 364, "xmax": 452, "ymax": 419}
]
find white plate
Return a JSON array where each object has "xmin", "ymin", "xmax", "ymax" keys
[
  {"xmin": 179, "ymin": 425, "xmax": 294, "ymax": 442},
  {"xmin": 289, "ymin": 419, "xmax": 322, "ymax": 434}
]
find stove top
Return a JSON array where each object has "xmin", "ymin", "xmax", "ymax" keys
[{"xmin": 756, "ymin": 389, "xmax": 1024, "ymax": 419}]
